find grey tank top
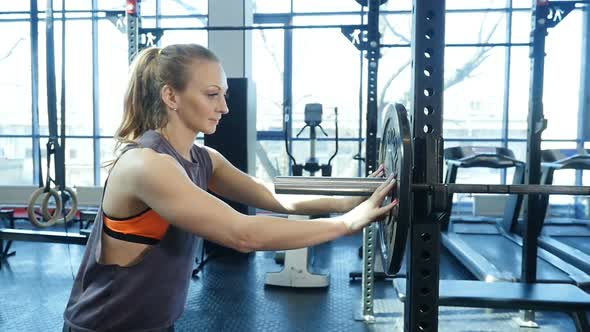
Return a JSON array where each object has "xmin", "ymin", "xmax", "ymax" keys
[{"xmin": 64, "ymin": 130, "xmax": 213, "ymax": 331}]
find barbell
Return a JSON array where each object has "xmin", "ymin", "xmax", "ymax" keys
[{"xmin": 274, "ymin": 104, "xmax": 590, "ymax": 275}]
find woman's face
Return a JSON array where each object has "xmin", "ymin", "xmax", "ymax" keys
[{"xmin": 175, "ymin": 60, "xmax": 229, "ymax": 135}]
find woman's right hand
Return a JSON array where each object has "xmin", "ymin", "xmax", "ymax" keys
[{"xmin": 341, "ymin": 174, "xmax": 398, "ymax": 233}]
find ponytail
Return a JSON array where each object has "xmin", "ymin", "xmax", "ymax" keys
[{"xmin": 115, "ymin": 47, "xmax": 166, "ymax": 149}]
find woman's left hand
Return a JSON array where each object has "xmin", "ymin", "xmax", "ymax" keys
[{"xmin": 337, "ymin": 164, "xmax": 385, "ymax": 213}]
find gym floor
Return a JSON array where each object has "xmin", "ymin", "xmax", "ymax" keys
[{"xmin": 0, "ymin": 222, "xmax": 585, "ymax": 332}]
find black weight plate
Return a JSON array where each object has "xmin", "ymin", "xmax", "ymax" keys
[{"xmin": 378, "ymin": 103, "xmax": 412, "ymax": 275}]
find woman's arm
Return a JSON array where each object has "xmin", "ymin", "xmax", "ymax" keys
[
  {"xmin": 205, "ymin": 146, "xmax": 384, "ymax": 215},
  {"xmin": 126, "ymin": 149, "xmax": 396, "ymax": 253}
]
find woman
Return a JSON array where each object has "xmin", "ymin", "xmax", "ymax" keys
[{"xmin": 63, "ymin": 44, "xmax": 396, "ymax": 331}]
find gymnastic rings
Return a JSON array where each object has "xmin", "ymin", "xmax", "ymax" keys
[
  {"xmin": 27, "ymin": 187, "xmax": 62, "ymax": 227},
  {"xmin": 42, "ymin": 187, "xmax": 78, "ymax": 224}
]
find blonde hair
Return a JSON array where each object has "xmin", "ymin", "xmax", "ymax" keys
[{"xmin": 114, "ymin": 44, "xmax": 219, "ymax": 151}]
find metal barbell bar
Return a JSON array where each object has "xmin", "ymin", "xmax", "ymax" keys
[{"xmin": 274, "ymin": 176, "xmax": 590, "ymax": 196}]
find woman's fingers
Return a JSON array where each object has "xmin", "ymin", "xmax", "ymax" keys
[
  {"xmin": 368, "ymin": 164, "xmax": 385, "ymax": 178},
  {"xmin": 375, "ymin": 173, "xmax": 394, "ymax": 191},
  {"xmin": 381, "ymin": 199, "xmax": 398, "ymax": 214},
  {"xmin": 374, "ymin": 176, "xmax": 396, "ymax": 199},
  {"xmin": 373, "ymin": 199, "xmax": 398, "ymax": 220}
]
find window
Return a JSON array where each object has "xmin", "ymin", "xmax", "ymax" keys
[
  {"xmin": 292, "ymin": 19, "xmax": 362, "ymax": 138},
  {"xmin": 382, "ymin": 0, "xmax": 412, "ymax": 11},
  {"xmin": 512, "ymin": 0, "xmax": 533, "ymax": 9},
  {"xmin": 138, "ymin": 0, "xmax": 157, "ymax": 17},
  {"xmin": 511, "ymin": 10, "xmax": 532, "ymax": 44},
  {"xmin": 160, "ymin": 0, "xmax": 207, "ymax": 15},
  {"xmin": 0, "ymin": 22, "xmax": 32, "ymax": 135},
  {"xmin": 253, "ymin": 0, "xmax": 291, "ymax": 14},
  {"xmin": 64, "ymin": 138, "xmax": 94, "ymax": 186},
  {"xmin": 378, "ymin": 46, "xmax": 412, "ymax": 106},
  {"xmin": 0, "ymin": 2, "xmax": 29, "ymax": 11},
  {"xmin": 507, "ymin": 46, "xmax": 529, "ymax": 139},
  {"xmin": 543, "ymin": 10, "xmax": 583, "ymax": 140},
  {"xmin": 95, "ymin": 0, "xmax": 125, "ymax": 10},
  {"xmin": 446, "ymin": 11, "xmax": 507, "ymax": 44},
  {"xmin": 98, "ymin": 19, "xmax": 127, "ymax": 137},
  {"xmin": 256, "ymin": 140, "xmax": 288, "ymax": 181},
  {"xmin": 37, "ymin": 0, "xmax": 91, "ymax": 11},
  {"xmin": 65, "ymin": 20, "xmax": 94, "ymax": 136},
  {"xmin": 158, "ymin": 18, "xmax": 208, "ymax": 45},
  {"xmin": 447, "ymin": 0, "xmax": 511, "ymax": 10},
  {"xmin": 99, "ymin": 138, "xmax": 117, "ymax": 184},
  {"xmin": 293, "ymin": 0, "xmax": 361, "ymax": 13},
  {"xmin": 444, "ymin": 47, "xmax": 506, "ymax": 138},
  {"xmin": 381, "ymin": 13, "xmax": 412, "ymax": 45},
  {"xmin": 252, "ymin": 28, "xmax": 284, "ymax": 131},
  {"xmin": 0, "ymin": 138, "xmax": 34, "ymax": 185},
  {"xmin": 37, "ymin": 20, "xmax": 95, "ymax": 136}
]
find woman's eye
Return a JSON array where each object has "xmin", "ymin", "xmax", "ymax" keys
[{"xmin": 208, "ymin": 93, "xmax": 219, "ymax": 97}]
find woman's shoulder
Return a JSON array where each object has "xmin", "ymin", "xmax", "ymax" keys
[{"xmin": 115, "ymin": 148, "xmax": 183, "ymax": 178}]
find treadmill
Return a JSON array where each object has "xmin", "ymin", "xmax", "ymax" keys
[
  {"xmin": 537, "ymin": 149, "xmax": 590, "ymax": 274},
  {"xmin": 441, "ymin": 146, "xmax": 590, "ymax": 289}
]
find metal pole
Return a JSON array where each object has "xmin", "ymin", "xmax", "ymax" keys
[
  {"xmin": 516, "ymin": 1, "xmax": 548, "ymax": 325},
  {"xmin": 578, "ymin": 3, "xmax": 590, "ymax": 174},
  {"xmin": 30, "ymin": 0, "xmax": 41, "ymax": 186},
  {"xmin": 284, "ymin": 19, "xmax": 294, "ymax": 174},
  {"xmin": 46, "ymin": 0, "xmax": 62, "ymax": 190},
  {"xmin": 127, "ymin": 0, "xmax": 140, "ymax": 63},
  {"xmin": 522, "ymin": 0, "xmax": 548, "ymax": 287},
  {"xmin": 406, "ymin": 0, "xmax": 444, "ymax": 330},
  {"xmin": 58, "ymin": 0, "xmax": 67, "ymax": 195},
  {"xmin": 360, "ymin": 0, "xmax": 381, "ymax": 321},
  {"xmin": 92, "ymin": 0, "xmax": 100, "ymax": 185},
  {"xmin": 501, "ymin": 0, "xmax": 514, "ymax": 185},
  {"xmin": 357, "ymin": 6, "xmax": 365, "ymax": 177},
  {"xmin": 273, "ymin": 176, "xmax": 590, "ymax": 196}
]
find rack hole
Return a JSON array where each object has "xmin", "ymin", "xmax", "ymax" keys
[
  {"xmin": 420, "ymin": 287, "xmax": 430, "ymax": 296},
  {"xmin": 420, "ymin": 269, "xmax": 431, "ymax": 278},
  {"xmin": 423, "ymin": 124, "xmax": 433, "ymax": 134},
  {"xmin": 424, "ymin": 106, "xmax": 433, "ymax": 115},
  {"xmin": 418, "ymin": 321, "xmax": 430, "ymax": 331},
  {"xmin": 421, "ymin": 232, "xmax": 431, "ymax": 242},
  {"xmin": 423, "ymin": 88, "xmax": 434, "ymax": 97},
  {"xmin": 421, "ymin": 251, "xmax": 431, "ymax": 261},
  {"xmin": 419, "ymin": 304, "xmax": 430, "ymax": 313}
]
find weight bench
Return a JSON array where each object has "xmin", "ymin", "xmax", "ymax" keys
[
  {"xmin": 0, "ymin": 228, "xmax": 89, "ymax": 267},
  {"xmin": 394, "ymin": 279, "xmax": 590, "ymax": 331}
]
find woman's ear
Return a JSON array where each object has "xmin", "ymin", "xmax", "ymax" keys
[{"xmin": 161, "ymin": 84, "xmax": 178, "ymax": 111}]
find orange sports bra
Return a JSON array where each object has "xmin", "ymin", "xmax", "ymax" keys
[{"xmin": 103, "ymin": 208, "xmax": 169, "ymax": 245}]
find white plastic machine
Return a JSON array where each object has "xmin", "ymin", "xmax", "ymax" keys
[
  {"xmin": 265, "ymin": 215, "xmax": 330, "ymax": 287},
  {"xmin": 265, "ymin": 103, "xmax": 338, "ymax": 288}
]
